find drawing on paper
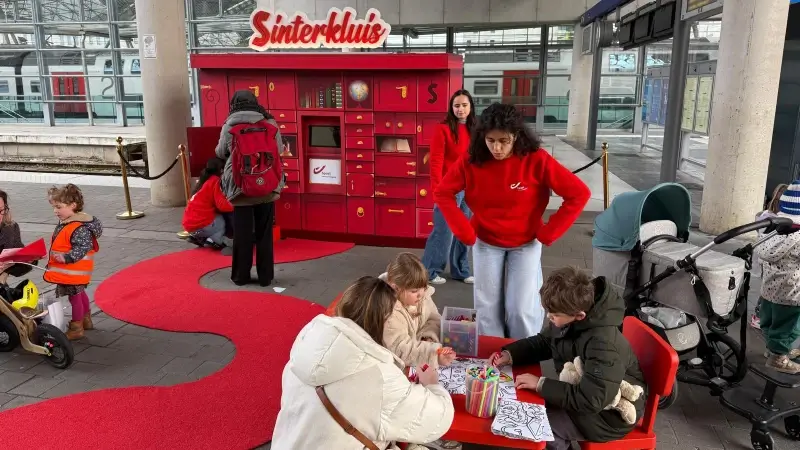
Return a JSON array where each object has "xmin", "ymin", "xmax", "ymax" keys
[
  {"xmin": 491, "ymin": 399, "xmax": 554, "ymax": 442},
  {"xmin": 408, "ymin": 357, "xmax": 517, "ymax": 400}
]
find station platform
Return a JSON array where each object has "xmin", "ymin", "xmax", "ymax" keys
[{"xmin": 0, "ymin": 135, "xmax": 786, "ymax": 450}]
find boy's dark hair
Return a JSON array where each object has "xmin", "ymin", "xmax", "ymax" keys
[
  {"xmin": 540, "ymin": 266, "xmax": 595, "ymax": 315},
  {"xmin": 335, "ymin": 276, "xmax": 397, "ymax": 345},
  {"xmin": 47, "ymin": 183, "xmax": 84, "ymax": 212}
]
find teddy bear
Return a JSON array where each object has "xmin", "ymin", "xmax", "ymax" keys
[{"xmin": 559, "ymin": 356, "xmax": 644, "ymax": 425}]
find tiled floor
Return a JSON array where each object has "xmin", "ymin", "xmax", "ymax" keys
[{"xmin": 0, "ymin": 158, "xmax": 797, "ymax": 450}]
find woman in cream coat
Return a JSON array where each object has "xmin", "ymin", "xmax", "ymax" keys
[{"xmin": 272, "ymin": 276, "xmax": 455, "ymax": 449}]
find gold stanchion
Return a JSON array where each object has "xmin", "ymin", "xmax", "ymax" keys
[
  {"xmin": 602, "ymin": 142, "xmax": 610, "ymax": 210},
  {"xmin": 115, "ymin": 136, "xmax": 145, "ymax": 220},
  {"xmin": 177, "ymin": 144, "xmax": 192, "ymax": 240}
]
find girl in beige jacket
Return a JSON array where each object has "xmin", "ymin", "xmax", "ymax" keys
[{"xmin": 380, "ymin": 252, "xmax": 457, "ymax": 370}]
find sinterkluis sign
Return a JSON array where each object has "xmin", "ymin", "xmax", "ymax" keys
[{"xmin": 248, "ymin": 7, "xmax": 391, "ymax": 50}]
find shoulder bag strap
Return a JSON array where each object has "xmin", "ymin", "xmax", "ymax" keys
[{"xmin": 316, "ymin": 386, "xmax": 380, "ymax": 450}]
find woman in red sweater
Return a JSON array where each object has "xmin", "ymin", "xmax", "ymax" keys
[
  {"xmin": 433, "ymin": 103, "xmax": 591, "ymax": 338},
  {"xmin": 182, "ymin": 157, "xmax": 234, "ymax": 250},
  {"xmin": 421, "ymin": 90, "xmax": 476, "ymax": 285}
]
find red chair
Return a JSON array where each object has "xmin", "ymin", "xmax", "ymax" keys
[{"xmin": 579, "ymin": 316, "xmax": 679, "ymax": 450}]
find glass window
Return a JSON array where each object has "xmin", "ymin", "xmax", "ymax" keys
[
  {"xmin": 0, "ymin": 80, "xmax": 10, "ymax": 94},
  {"xmin": 103, "ymin": 59, "xmax": 113, "ymax": 74},
  {"xmin": 473, "ymin": 80, "xmax": 498, "ymax": 96},
  {"xmin": 30, "ymin": 80, "xmax": 40, "ymax": 93},
  {"xmin": 131, "ymin": 58, "xmax": 140, "ymax": 74}
]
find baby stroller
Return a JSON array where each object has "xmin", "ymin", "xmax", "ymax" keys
[{"xmin": 592, "ymin": 183, "xmax": 793, "ymax": 409}]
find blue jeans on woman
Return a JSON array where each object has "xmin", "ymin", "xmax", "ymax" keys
[
  {"xmin": 192, "ymin": 214, "xmax": 227, "ymax": 245},
  {"xmin": 473, "ymin": 238, "xmax": 545, "ymax": 339},
  {"xmin": 421, "ymin": 191, "xmax": 472, "ymax": 281}
]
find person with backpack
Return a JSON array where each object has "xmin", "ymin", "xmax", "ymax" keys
[{"xmin": 215, "ymin": 90, "xmax": 285, "ymax": 287}]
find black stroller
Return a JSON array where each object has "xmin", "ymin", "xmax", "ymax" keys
[{"xmin": 592, "ymin": 182, "xmax": 795, "ymax": 408}]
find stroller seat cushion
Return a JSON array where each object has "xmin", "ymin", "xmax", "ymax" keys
[
  {"xmin": 639, "ymin": 220, "xmax": 679, "ymax": 243},
  {"xmin": 641, "ymin": 241, "xmax": 746, "ymax": 318}
]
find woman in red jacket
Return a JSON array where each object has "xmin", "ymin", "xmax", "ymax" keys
[
  {"xmin": 421, "ymin": 90, "xmax": 476, "ymax": 285},
  {"xmin": 182, "ymin": 157, "xmax": 234, "ymax": 250},
  {"xmin": 433, "ymin": 103, "xmax": 591, "ymax": 338}
]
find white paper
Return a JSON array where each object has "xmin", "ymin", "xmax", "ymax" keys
[
  {"xmin": 308, "ymin": 158, "xmax": 342, "ymax": 185},
  {"xmin": 273, "ymin": 287, "xmax": 286, "ymax": 293},
  {"xmin": 142, "ymin": 34, "xmax": 157, "ymax": 59},
  {"xmin": 408, "ymin": 357, "xmax": 516, "ymax": 400},
  {"xmin": 491, "ymin": 399, "xmax": 554, "ymax": 442}
]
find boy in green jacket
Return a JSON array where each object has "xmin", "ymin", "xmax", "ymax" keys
[{"xmin": 490, "ymin": 266, "xmax": 647, "ymax": 449}]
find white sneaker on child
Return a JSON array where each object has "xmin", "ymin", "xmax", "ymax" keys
[{"xmin": 429, "ymin": 276, "xmax": 446, "ymax": 285}]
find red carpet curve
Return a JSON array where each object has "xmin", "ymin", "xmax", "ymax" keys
[{"xmin": 0, "ymin": 238, "xmax": 354, "ymax": 450}]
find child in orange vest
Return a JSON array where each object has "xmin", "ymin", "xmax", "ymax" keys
[{"xmin": 45, "ymin": 184, "xmax": 103, "ymax": 340}]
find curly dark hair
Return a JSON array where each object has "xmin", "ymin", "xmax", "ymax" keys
[
  {"xmin": 48, "ymin": 183, "xmax": 84, "ymax": 212},
  {"xmin": 442, "ymin": 89, "xmax": 477, "ymax": 144},
  {"xmin": 468, "ymin": 103, "xmax": 542, "ymax": 165}
]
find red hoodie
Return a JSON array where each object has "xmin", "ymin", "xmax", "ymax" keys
[
  {"xmin": 182, "ymin": 175, "xmax": 234, "ymax": 232},
  {"xmin": 433, "ymin": 150, "xmax": 590, "ymax": 248},
  {"xmin": 430, "ymin": 123, "xmax": 470, "ymax": 194}
]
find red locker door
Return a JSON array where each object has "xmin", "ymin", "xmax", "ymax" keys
[
  {"xmin": 198, "ymin": 70, "xmax": 230, "ymax": 127},
  {"xmin": 417, "ymin": 72, "xmax": 450, "ymax": 113},
  {"xmin": 228, "ymin": 73, "xmax": 268, "ymax": 109}
]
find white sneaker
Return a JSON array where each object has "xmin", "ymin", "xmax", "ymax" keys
[
  {"xmin": 462, "ymin": 276, "xmax": 474, "ymax": 284},
  {"xmin": 429, "ymin": 276, "xmax": 446, "ymax": 285}
]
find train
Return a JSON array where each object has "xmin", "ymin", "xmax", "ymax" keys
[{"xmin": 0, "ymin": 46, "xmax": 715, "ymax": 127}]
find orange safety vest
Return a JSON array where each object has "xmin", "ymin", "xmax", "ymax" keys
[{"xmin": 43, "ymin": 221, "xmax": 99, "ymax": 285}]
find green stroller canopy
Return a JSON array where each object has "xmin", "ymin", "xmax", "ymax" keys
[{"xmin": 592, "ymin": 182, "xmax": 692, "ymax": 251}]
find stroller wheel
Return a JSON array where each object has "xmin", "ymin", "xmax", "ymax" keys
[
  {"xmin": 0, "ymin": 315, "xmax": 20, "ymax": 352},
  {"xmin": 705, "ymin": 333, "xmax": 747, "ymax": 383},
  {"xmin": 751, "ymin": 428, "xmax": 774, "ymax": 450},
  {"xmin": 658, "ymin": 381, "xmax": 679, "ymax": 410},
  {"xmin": 786, "ymin": 415, "xmax": 800, "ymax": 441}
]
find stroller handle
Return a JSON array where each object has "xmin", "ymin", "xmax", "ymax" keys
[{"xmin": 712, "ymin": 217, "xmax": 794, "ymax": 246}]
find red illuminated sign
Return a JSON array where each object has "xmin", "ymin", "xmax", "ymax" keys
[{"xmin": 248, "ymin": 7, "xmax": 391, "ymax": 50}]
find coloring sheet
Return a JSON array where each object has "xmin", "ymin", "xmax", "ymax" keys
[
  {"xmin": 409, "ymin": 357, "xmax": 517, "ymax": 400},
  {"xmin": 491, "ymin": 399, "xmax": 554, "ymax": 442}
]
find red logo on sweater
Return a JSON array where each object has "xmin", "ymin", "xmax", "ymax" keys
[{"xmin": 510, "ymin": 182, "xmax": 528, "ymax": 191}]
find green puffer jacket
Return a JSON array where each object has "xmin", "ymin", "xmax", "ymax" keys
[{"xmin": 503, "ymin": 277, "xmax": 647, "ymax": 443}]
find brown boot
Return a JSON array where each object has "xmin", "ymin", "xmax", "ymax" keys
[
  {"xmin": 66, "ymin": 320, "xmax": 84, "ymax": 340},
  {"xmin": 82, "ymin": 313, "xmax": 94, "ymax": 330}
]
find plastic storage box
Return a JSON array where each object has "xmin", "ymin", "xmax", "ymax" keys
[{"xmin": 441, "ymin": 306, "xmax": 479, "ymax": 357}]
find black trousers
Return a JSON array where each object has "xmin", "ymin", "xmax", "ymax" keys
[{"xmin": 231, "ymin": 202, "xmax": 275, "ymax": 285}]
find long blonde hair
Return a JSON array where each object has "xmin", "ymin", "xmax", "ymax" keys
[{"xmin": 767, "ymin": 183, "xmax": 789, "ymax": 214}]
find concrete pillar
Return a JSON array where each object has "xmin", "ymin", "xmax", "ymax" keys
[
  {"xmin": 134, "ymin": 0, "xmax": 192, "ymax": 207},
  {"xmin": 699, "ymin": 0, "xmax": 789, "ymax": 235},
  {"xmin": 565, "ymin": 23, "xmax": 593, "ymax": 148}
]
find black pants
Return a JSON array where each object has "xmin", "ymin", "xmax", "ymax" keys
[{"xmin": 231, "ymin": 202, "xmax": 275, "ymax": 285}]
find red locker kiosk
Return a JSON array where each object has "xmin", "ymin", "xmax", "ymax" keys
[{"xmin": 189, "ymin": 52, "xmax": 463, "ymax": 247}]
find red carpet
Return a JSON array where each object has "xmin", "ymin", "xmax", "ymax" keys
[{"xmin": 0, "ymin": 238, "xmax": 354, "ymax": 450}]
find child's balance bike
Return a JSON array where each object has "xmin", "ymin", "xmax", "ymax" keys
[{"xmin": 0, "ymin": 245, "xmax": 74, "ymax": 369}]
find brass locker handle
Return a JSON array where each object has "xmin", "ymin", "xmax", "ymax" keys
[
  {"xmin": 200, "ymin": 84, "xmax": 211, "ymax": 90},
  {"xmin": 356, "ymin": 128, "xmax": 363, "ymax": 133},
  {"xmin": 417, "ymin": 125, "xmax": 422, "ymax": 132},
  {"xmin": 356, "ymin": 115, "xmax": 363, "ymax": 120},
  {"xmin": 375, "ymin": 191, "xmax": 387, "ymax": 196},
  {"xmin": 406, "ymin": 162, "xmax": 416, "ymax": 167},
  {"xmin": 395, "ymin": 86, "xmax": 408, "ymax": 98},
  {"xmin": 356, "ymin": 153, "xmax": 363, "ymax": 158},
  {"xmin": 357, "ymin": 207, "xmax": 365, "ymax": 217},
  {"xmin": 269, "ymin": 82, "xmax": 275, "ymax": 91},
  {"xmin": 407, "ymin": 171, "xmax": 416, "ymax": 176},
  {"xmin": 279, "ymin": 113, "xmax": 286, "ymax": 118},
  {"xmin": 249, "ymin": 85, "xmax": 260, "ymax": 97},
  {"xmin": 397, "ymin": 122, "xmax": 403, "ymax": 128},
  {"xmin": 388, "ymin": 209, "xmax": 404, "ymax": 214},
  {"xmin": 385, "ymin": 121, "xmax": 391, "ymax": 128},
  {"xmin": 419, "ymin": 189, "xmax": 427, "ymax": 197},
  {"xmin": 427, "ymin": 221, "xmax": 433, "ymax": 226},
  {"xmin": 351, "ymin": 180, "xmax": 355, "ymax": 191},
  {"xmin": 357, "ymin": 140, "xmax": 363, "ymax": 145},
  {"xmin": 356, "ymin": 164, "xmax": 363, "ymax": 169},
  {"xmin": 280, "ymin": 124, "xmax": 286, "ymax": 129}
]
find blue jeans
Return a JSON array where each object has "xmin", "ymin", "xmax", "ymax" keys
[
  {"xmin": 421, "ymin": 191, "xmax": 471, "ymax": 281},
  {"xmin": 192, "ymin": 215, "xmax": 226, "ymax": 245},
  {"xmin": 473, "ymin": 238, "xmax": 545, "ymax": 339}
]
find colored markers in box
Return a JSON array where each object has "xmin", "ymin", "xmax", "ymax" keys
[{"xmin": 465, "ymin": 366, "xmax": 500, "ymax": 418}]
